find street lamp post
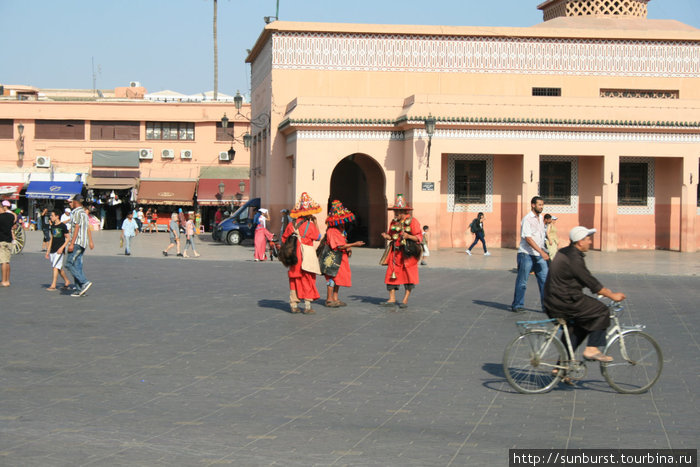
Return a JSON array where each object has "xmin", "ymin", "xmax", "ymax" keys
[{"xmin": 424, "ymin": 114, "xmax": 436, "ymax": 181}]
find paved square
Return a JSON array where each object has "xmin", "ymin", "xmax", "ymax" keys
[{"xmin": 0, "ymin": 236, "xmax": 698, "ymax": 466}]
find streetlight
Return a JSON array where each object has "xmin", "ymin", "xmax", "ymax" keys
[
  {"xmin": 424, "ymin": 114, "xmax": 436, "ymax": 180},
  {"xmin": 238, "ymin": 180, "xmax": 246, "ymax": 195},
  {"xmin": 17, "ymin": 123, "xmax": 24, "ymax": 160},
  {"xmin": 220, "ymin": 112, "xmax": 253, "ymax": 162}
]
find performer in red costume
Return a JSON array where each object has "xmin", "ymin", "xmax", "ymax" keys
[{"xmin": 380, "ymin": 194, "xmax": 422, "ymax": 309}]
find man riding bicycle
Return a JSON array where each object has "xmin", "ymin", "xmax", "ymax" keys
[{"xmin": 543, "ymin": 226, "xmax": 626, "ymax": 363}]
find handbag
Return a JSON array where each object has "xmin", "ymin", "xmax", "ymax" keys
[
  {"xmin": 317, "ymin": 235, "xmax": 342, "ymax": 277},
  {"xmin": 300, "ymin": 242, "xmax": 321, "ymax": 275},
  {"xmin": 402, "ymin": 238, "xmax": 423, "ymax": 259},
  {"xmin": 278, "ymin": 233, "xmax": 298, "ymax": 266}
]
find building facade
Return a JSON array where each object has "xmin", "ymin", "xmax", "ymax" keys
[
  {"xmin": 246, "ymin": 0, "xmax": 700, "ymax": 251},
  {"xmin": 0, "ymin": 87, "xmax": 252, "ymax": 230}
]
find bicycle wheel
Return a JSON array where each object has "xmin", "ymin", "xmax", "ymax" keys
[
  {"xmin": 602, "ymin": 331, "xmax": 662, "ymax": 394},
  {"xmin": 11, "ymin": 225, "xmax": 25, "ymax": 255},
  {"xmin": 503, "ymin": 330, "xmax": 567, "ymax": 394}
]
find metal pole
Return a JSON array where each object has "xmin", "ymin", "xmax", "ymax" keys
[{"xmin": 276, "ymin": 0, "xmax": 279, "ymax": 19}]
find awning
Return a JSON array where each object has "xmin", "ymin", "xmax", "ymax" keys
[
  {"xmin": 0, "ymin": 182, "xmax": 24, "ymax": 200},
  {"xmin": 86, "ymin": 176, "xmax": 138, "ymax": 190},
  {"xmin": 26, "ymin": 181, "xmax": 83, "ymax": 200},
  {"xmin": 196, "ymin": 178, "xmax": 249, "ymax": 206},
  {"xmin": 137, "ymin": 180, "xmax": 196, "ymax": 205}
]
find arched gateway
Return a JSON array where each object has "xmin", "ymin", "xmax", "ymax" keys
[{"xmin": 329, "ymin": 154, "xmax": 386, "ymax": 248}]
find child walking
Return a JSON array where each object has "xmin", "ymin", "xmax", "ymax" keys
[{"xmin": 420, "ymin": 225, "xmax": 430, "ymax": 266}]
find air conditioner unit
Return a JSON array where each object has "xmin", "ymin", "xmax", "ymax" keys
[
  {"xmin": 219, "ymin": 151, "xmax": 230, "ymax": 161},
  {"xmin": 35, "ymin": 156, "xmax": 51, "ymax": 168},
  {"xmin": 139, "ymin": 148, "xmax": 153, "ymax": 160},
  {"xmin": 129, "ymin": 81, "xmax": 141, "ymax": 88},
  {"xmin": 161, "ymin": 149, "xmax": 175, "ymax": 159},
  {"xmin": 180, "ymin": 149, "xmax": 193, "ymax": 160}
]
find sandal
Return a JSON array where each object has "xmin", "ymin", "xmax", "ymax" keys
[
  {"xmin": 290, "ymin": 306, "xmax": 301, "ymax": 313},
  {"xmin": 335, "ymin": 301, "xmax": 347, "ymax": 307},
  {"xmin": 583, "ymin": 352, "xmax": 613, "ymax": 363},
  {"xmin": 379, "ymin": 301, "xmax": 397, "ymax": 307},
  {"xmin": 325, "ymin": 301, "xmax": 340, "ymax": 308}
]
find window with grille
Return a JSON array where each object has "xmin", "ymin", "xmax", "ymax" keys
[
  {"xmin": 540, "ymin": 161, "xmax": 572, "ymax": 204},
  {"xmin": 146, "ymin": 122, "xmax": 194, "ymax": 140},
  {"xmin": 454, "ymin": 160, "xmax": 486, "ymax": 204},
  {"xmin": 532, "ymin": 87, "xmax": 561, "ymax": 97},
  {"xmin": 35, "ymin": 120, "xmax": 85, "ymax": 140},
  {"xmin": 90, "ymin": 121, "xmax": 140, "ymax": 140},
  {"xmin": 618, "ymin": 162, "xmax": 648, "ymax": 206}
]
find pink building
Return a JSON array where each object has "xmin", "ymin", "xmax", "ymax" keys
[
  {"xmin": 0, "ymin": 86, "xmax": 252, "ymax": 230},
  {"xmin": 246, "ymin": 0, "xmax": 700, "ymax": 251}
]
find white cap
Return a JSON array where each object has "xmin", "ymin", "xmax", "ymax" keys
[
  {"xmin": 569, "ymin": 226, "xmax": 596, "ymax": 243},
  {"xmin": 65, "ymin": 208, "xmax": 71, "ymax": 212},
  {"xmin": 259, "ymin": 208, "xmax": 268, "ymax": 214},
  {"xmin": 551, "ymin": 215, "xmax": 558, "ymax": 220}
]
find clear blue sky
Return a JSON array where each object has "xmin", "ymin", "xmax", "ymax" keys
[{"xmin": 1, "ymin": 0, "xmax": 699, "ymax": 96}]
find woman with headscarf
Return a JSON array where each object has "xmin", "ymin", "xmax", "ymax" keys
[
  {"xmin": 253, "ymin": 208, "xmax": 273, "ymax": 261},
  {"xmin": 323, "ymin": 200, "xmax": 365, "ymax": 307},
  {"xmin": 281, "ymin": 193, "xmax": 322, "ymax": 314}
]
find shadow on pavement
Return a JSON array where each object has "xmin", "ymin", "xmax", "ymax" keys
[
  {"xmin": 258, "ymin": 299, "xmax": 292, "ymax": 313},
  {"xmin": 347, "ymin": 294, "xmax": 386, "ymax": 305},
  {"xmin": 473, "ymin": 300, "xmax": 512, "ymax": 311}
]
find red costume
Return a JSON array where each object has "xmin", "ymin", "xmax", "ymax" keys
[
  {"xmin": 282, "ymin": 219, "xmax": 320, "ymax": 300},
  {"xmin": 384, "ymin": 216, "xmax": 423, "ymax": 286},
  {"xmin": 324, "ymin": 227, "xmax": 351, "ymax": 287}
]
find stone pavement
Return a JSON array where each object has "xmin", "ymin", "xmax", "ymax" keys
[{"xmin": 0, "ymin": 231, "xmax": 698, "ymax": 466}]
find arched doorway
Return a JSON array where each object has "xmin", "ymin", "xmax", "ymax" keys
[{"xmin": 329, "ymin": 154, "xmax": 386, "ymax": 248}]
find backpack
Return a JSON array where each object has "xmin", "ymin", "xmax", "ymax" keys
[{"xmin": 469, "ymin": 218, "xmax": 479, "ymax": 234}]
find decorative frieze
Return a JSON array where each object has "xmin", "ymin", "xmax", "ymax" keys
[
  {"xmin": 291, "ymin": 130, "xmax": 405, "ymax": 141},
  {"xmin": 271, "ymin": 32, "xmax": 700, "ymax": 78}
]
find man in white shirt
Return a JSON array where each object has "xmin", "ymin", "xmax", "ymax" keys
[
  {"xmin": 60, "ymin": 208, "xmax": 72, "ymax": 231},
  {"xmin": 511, "ymin": 196, "xmax": 549, "ymax": 312}
]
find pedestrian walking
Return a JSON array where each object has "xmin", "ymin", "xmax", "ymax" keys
[
  {"xmin": 544, "ymin": 214, "xmax": 559, "ymax": 261},
  {"xmin": 281, "ymin": 192, "xmax": 322, "ymax": 314},
  {"xmin": 0, "ymin": 200, "xmax": 16, "ymax": 287},
  {"xmin": 65, "ymin": 195, "xmax": 95, "ymax": 297},
  {"xmin": 163, "ymin": 213, "xmax": 182, "ymax": 257},
  {"xmin": 136, "ymin": 207, "xmax": 145, "ymax": 231},
  {"xmin": 380, "ymin": 194, "xmax": 423, "ymax": 309},
  {"xmin": 253, "ymin": 208, "xmax": 273, "ymax": 261},
  {"xmin": 323, "ymin": 200, "xmax": 365, "ymax": 307},
  {"xmin": 183, "ymin": 212, "xmax": 200, "ymax": 258},
  {"xmin": 60, "ymin": 208, "xmax": 72, "ymax": 231},
  {"xmin": 466, "ymin": 212, "xmax": 490, "ymax": 256},
  {"xmin": 120, "ymin": 211, "xmax": 139, "ymax": 256},
  {"xmin": 511, "ymin": 196, "xmax": 549, "ymax": 312},
  {"xmin": 40, "ymin": 207, "xmax": 51, "ymax": 251},
  {"xmin": 420, "ymin": 225, "xmax": 430, "ymax": 265},
  {"xmin": 45, "ymin": 209, "xmax": 71, "ymax": 290}
]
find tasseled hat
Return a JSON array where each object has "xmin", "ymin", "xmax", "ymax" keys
[
  {"xmin": 388, "ymin": 193, "xmax": 412, "ymax": 211},
  {"xmin": 326, "ymin": 200, "xmax": 356, "ymax": 226},
  {"xmin": 290, "ymin": 192, "xmax": 322, "ymax": 218}
]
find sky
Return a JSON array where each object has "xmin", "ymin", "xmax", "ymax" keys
[{"xmin": 1, "ymin": 0, "xmax": 699, "ymax": 97}]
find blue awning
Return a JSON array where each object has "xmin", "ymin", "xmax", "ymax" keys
[{"xmin": 26, "ymin": 181, "xmax": 83, "ymax": 200}]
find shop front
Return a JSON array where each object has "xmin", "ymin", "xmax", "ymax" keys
[
  {"xmin": 137, "ymin": 179, "xmax": 197, "ymax": 229},
  {"xmin": 85, "ymin": 171, "xmax": 139, "ymax": 230},
  {"xmin": 196, "ymin": 178, "xmax": 249, "ymax": 231}
]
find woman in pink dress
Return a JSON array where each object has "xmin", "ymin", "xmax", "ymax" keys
[
  {"xmin": 253, "ymin": 208, "xmax": 273, "ymax": 261},
  {"xmin": 323, "ymin": 200, "xmax": 365, "ymax": 307}
]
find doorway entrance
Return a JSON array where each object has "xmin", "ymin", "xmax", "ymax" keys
[{"xmin": 329, "ymin": 154, "xmax": 386, "ymax": 248}]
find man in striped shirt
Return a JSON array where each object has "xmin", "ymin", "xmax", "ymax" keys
[{"xmin": 65, "ymin": 194, "xmax": 94, "ymax": 297}]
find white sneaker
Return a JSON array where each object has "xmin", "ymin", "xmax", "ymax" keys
[
  {"xmin": 484, "ymin": 251, "xmax": 491, "ymax": 256},
  {"xmin": 466, "ymin": 250, "xmax": 472, "ymax": 256}
]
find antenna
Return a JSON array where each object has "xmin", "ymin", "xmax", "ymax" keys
[{"xmin": 92, "ymin": 57, "xmax": 96, "ymax": 97}]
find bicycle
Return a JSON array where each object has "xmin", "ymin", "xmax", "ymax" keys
[
  {"xmin": 11, "ymin": 221, "xmax": 25, "ymax": 255},
  {"xmin": 502, "ymin": 299, "xmax": 662, "ymax": 394}
]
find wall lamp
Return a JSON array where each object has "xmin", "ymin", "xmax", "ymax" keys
[
  {"xmin": 424, "ymin": 114, "xmax": 436, "ymax": 180},
  {"xmin": 17, "ymin": 122, "xmax": 25, "ymax": 160}
]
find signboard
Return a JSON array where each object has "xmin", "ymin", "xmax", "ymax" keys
[{"xmin": 421, "ymin": 182, "xmax": 435, "ymax": 191}]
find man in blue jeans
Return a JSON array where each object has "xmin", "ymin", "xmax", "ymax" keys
[
  {"xmin": 65, "ymin": 195, "xmax": 94, "ymax": 297},
  {"xmin": 511, "ymin": 196, "xmax": 549, "ymax": 312}
]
